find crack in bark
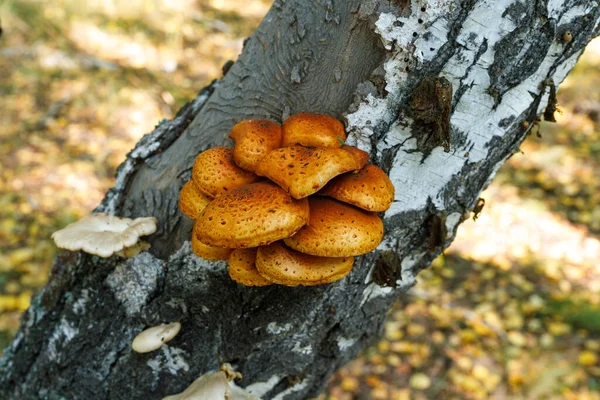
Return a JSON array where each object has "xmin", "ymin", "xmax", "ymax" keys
[{"xmin": 452, "ymin": 38, "xmax": 488, "ymax": 109}]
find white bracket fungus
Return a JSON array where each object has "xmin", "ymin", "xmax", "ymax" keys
[
  {"xmin": 132, "ymin": 322, "xmax": 182, "ymax": 354},
  {"xmin": 51, "ymin": 213, "xmax": 157, "ymax": 258},
  {"xmin": 163, "ymin": 363, "xmax": 259, "ymax": 400}
]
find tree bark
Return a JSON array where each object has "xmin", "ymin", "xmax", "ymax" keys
[{"xmin": 1, "ymin": 1, "xmax": 599, "ymax": 399}]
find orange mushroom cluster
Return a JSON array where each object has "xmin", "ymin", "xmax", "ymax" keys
[{"xmin": 178, "ymin": 113, "xmax": 395, "ymax": 286}]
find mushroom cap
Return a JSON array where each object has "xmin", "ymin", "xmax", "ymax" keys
[
  {"xmin": 229, "ymin": 120, "xmax": 283, "ymax": 172},
  {"xmin": 283, "ymin": 197, "xmax": 384, "ymax": 257},
  {"xmin": 192, "ymin": 147, "xmax": 259, "ymax": 198},
  {"xmin": 131, "ymin": 322, "xmax": 181, "ymax": 353},
  {"xmin": 191, "ymin": 220, "xmax": 233, "ymax": 260},
  {"xmin": 179, "ymin": 180, "xmax": 212, "ymax": 219},
  {"xmin": 319, "ymin": 164, "xmax": 395, "ymax": 212},
  {"xmin": 342, "ymin": 145, "xmax": 370, "ymax": 169},
  {"xmin": 228, "ymin": 248, "xmax": 272, "ymax": 286},
  {"xmin": 256, "ymin": 241, "xmax": 353, "ymax": 286},
  {"xmin": 255, "ymin": 146, "xmax": 361, "ymax": 199},
  {"xmin": 163, "ymin": 372, "xmax": 229, "ymax": 400},
  {"xmin": 51, "ymin": 213, "xmax": 157, "ymax": 258},
  {"xmin": 282, "ymin": 112, "xmax": 346, "ymax": 148},
  {"xmin": 195, "ymin": 182, "xmax": 310, "ymax": 248},
  {"xmin": 163, "ymin": 365, "xmax": 258, "ymax": 400}
]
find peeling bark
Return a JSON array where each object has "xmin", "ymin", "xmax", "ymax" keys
[{"xmin": 1, "ymin": 1, "xmax": 599, "ymax": 399}]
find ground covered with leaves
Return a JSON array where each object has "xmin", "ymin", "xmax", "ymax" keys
[{"xmin": 1, "ymin": 1, "xmax": 599, "ymax": 399}]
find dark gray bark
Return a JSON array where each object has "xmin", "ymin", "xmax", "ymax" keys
[{"xmin": 1, "ymin": 1, "xmax": 599, "ymax": 399}]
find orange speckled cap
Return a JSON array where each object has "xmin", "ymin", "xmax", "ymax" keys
[
  {"xmin": 178, "ymin": 180, "xmax": 212, "ymax": 219},
  {"xmin": 256, "ymin": 241, "xmax": 353, "ymax": 286},
  {"xmin": 229, "ymin": 120, "xmax": 283, "ymax": 172},
  {"xmin": 284, "ymin": 197, "xmax": 383, "ymax": 257},
  {"xmin": 282, "ymin": 113, "xmax": 346, "ymax": 148},
  {"xmin": 192, "ymin": 146, "xmax": 259, "ymax": 198},
  {"xmin": 255, "ymin": 146, "xmax": 360, "ymax": 199},
  {"xmin": 195, "ymin": 182, "xmax": 309, "ymax": 248},
  {"xmin": 319, "ymin": 164, "xmax": 395, "ymax": 212},
  {"xmin": 191, "ymin": 220, "xmax": 233, "ymax": 260},
  {"xmin": 341, "ymin": 145, "xmax": 370, "ymax": 169},
  {"xmin": 228, "ymin": 248, "xmax": 272, "ymax": 286}
]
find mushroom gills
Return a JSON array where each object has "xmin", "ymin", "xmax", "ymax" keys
[{"xmin": 255, "ymin": 241, "xmax": 354, "ymax": 286}]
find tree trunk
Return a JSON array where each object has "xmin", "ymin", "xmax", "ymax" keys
[{"xmin": 1, "ymin": 1, "xmax": 599, "ymax": 399}]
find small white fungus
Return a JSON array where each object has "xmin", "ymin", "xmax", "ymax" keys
[
  {"xmin": 132, "ymin": 322, "xmax": 181, "ymax": 353},
  {"xmin": 163, "ymin": 363, "xmax": 259, "ymax": 400},
  {"xmin": 51, "ymin": 213, "xmax": 157, "ymax": 258}
]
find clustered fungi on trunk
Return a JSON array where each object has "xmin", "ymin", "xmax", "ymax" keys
[
  {"xmin": 181, "ymin": 113, "xmax": 394, "ymax": 288},
  {"xmin": 1, "ymin": 0, "xmax": 599, "ymax": 399}
]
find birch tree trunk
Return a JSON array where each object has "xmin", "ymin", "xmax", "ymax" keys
[{"xmin": 1, "ymin": 1, "xmax": 599, "ymax": 399}]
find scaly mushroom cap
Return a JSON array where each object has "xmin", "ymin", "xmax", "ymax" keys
[
  {"xmin": 51, "ymin": 213, "xmax": 157, "ymax": 258},
  {"xmin": 342, "ymin": 145, "xmax": 370, "ymax": 169},
  {"xmin": 179, "ymin": 180, "xmax": 212, "ymax": 219},
  {"xmin": 228, "ymin": 248, "xmax": 272, "ymax": 286},
  {"xmin": 191, "ymin": 220, "xmax": 233, "ymax": 260},
  {"xmin": 282, "ymin": 112, "xmax": 346, "ymax": 148},
  {"xmin": 229, "ymin": 120, "xmax": 283, "ymax": 172},
  {"xmin": 319, "ymin": 164, "xmax": 395, "ymax": 212},
  {"xmin": 192, "ymin": 146, "xmax": 259, "ymax": 198},
  {"xmin": 195, "ymin": 182, "xmax": 309, "ymax": 248},
  {"xmin": 256, "ymin": 241, "xmax": 353, "ymax": 286},
  {"xmin": 284, "ymin": 197, "xmax": 384, "ymax": 257},
  {"xmin": 255, "ymin": 146, "xmax": 360, "ymax": 199}
]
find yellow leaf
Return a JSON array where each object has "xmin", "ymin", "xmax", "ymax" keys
[
  {"xmin": 406, "ymin": 323, "xmax": 426, "ymax": 336},
  {"xmin": 409, "ymin": 373, "xmax": 431, "ymax": 390},
  {"xmin": 584, "ymin": 339, "xmax": 600, "ymax": 351},
  {"xmin": 18, "ymin": 292, "xmax": 31, "ymax": 311},
  {"xmin": 460, "ymin": 375, "xmax": 481, "ymax": 392},
  {"xmin": 456, "ymin": 356, "xmax": 472, "ymax": 372},
  {"xmin": 431, "ymin": 330, "xmax": 445, "ymax": 344},
  {"xmin": 387, "ymin": 354, "xmax": 402, "ymax": 367},
  {"xmin": 340, "ymin": 377, "xmax": 358, "ymax": 392},
  {"xmin": 0, "ymin": 295, "xmax": 18, "ymax": 311},
  {"xmin": 578, "ymin": 351, "xmax": 598, "ymax": 366},
  {"xmin": 9, "ymin": 248, "xmax": 34, "ymax": 265},
  {"xmin": 459, "ymin": 329, "xmax": 477, "ymax": 343},
  {"xmin": 507, "ymin": 331, "xmax": 527, "ymax": 347},
  {"xmin": 377, "ymin": 340, "xmax": 390, "ymax": 353},
  {"xmin": 472, "ymin": 364, "xmax": 490, "ymax": 382},
  {"xmin": 390, "ymin": 341, "xmax": 417, "ymax": 353}
]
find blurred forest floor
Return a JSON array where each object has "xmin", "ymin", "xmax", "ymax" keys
[{"xmin": 1, "ymin": 1, "xmax": 600, "ymax": 399}]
